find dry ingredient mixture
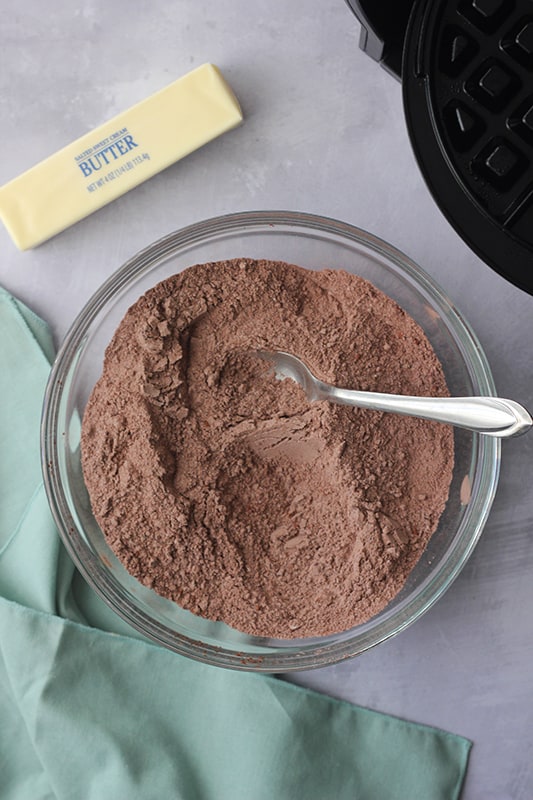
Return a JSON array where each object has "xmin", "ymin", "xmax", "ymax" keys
[{"xmin": 81, "ymin": 259, "xmax": 454, "ymax": 638}]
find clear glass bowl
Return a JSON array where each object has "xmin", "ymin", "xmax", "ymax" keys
[{"xmin": 42, "ymin": 211, "xmax": 500, "ymax": 671}]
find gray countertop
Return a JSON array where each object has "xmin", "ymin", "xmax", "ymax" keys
[{"xmin": 1, "ymin": 2, "xmax": 532, "ymax": 798}]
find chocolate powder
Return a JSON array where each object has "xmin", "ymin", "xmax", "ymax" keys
[{"xmin": 81, "ymin": 259, "xmax": 454, "ymax": 638}]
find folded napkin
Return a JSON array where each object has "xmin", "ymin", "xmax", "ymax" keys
[{"xmin": 0, "ymin": 286, "xmax": 471, "ymax": 800}]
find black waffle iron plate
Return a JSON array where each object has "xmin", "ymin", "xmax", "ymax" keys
[{"xmin": 347, "ymin": 0, "xmax": 533, "ymax": 295}]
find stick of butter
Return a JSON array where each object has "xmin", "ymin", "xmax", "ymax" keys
[{"xmin": 0, "ymin": 63, "xmax": 243, "ymax": 250}]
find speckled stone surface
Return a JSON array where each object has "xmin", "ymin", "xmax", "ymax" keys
[{"xmin": 1, "ymin": 3, "xmax": 532, "ymax": 798}]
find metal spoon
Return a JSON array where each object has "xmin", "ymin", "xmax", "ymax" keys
[{"xmin": 258, "ymin": 350, "xmax": 532, "ymax": 438}]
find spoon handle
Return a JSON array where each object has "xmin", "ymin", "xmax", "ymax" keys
[{"xmin": 316, "ymin": 383, "xmax": 532, "ymax": 438}]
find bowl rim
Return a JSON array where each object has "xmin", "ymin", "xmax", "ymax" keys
[{"xmin": 41, "ymin": 210, "xmax": 501, "ymax": 671}]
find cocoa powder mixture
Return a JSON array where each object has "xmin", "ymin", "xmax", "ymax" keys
[{"xmin": 81, "ymin": 259, "xmax": 454, "ymax": 638}]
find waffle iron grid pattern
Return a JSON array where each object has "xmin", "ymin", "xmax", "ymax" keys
[{"xmin": 432, "ymin": 0, "xmax": 533, "ymax": 244}]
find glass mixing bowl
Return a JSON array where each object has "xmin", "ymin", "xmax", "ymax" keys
[{"xmin": 42, "ymin": 211, "xmax": 500, "ymax": 671}]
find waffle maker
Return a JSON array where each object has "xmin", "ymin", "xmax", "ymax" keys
[{"xmin": 346, "ymin": 0, "xmax": 533, "ymax": 295}]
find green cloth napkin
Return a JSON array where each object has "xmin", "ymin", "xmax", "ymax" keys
[{"xmin": 0, "ymin": 286, "xmax": 471, "ymax": 800}]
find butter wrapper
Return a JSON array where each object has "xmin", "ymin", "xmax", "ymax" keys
[{"xmin": 0, "ymin": 64, "xmax": 243, "ymax": 250}]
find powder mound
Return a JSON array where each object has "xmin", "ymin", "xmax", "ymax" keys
[{"xmin": 81, "ymin": 259, "xmax": 454, "ymax": 638}]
